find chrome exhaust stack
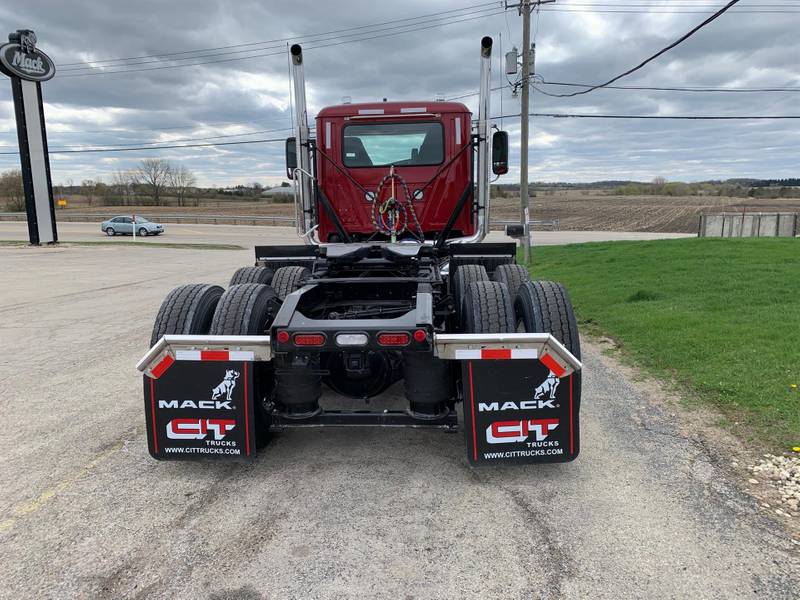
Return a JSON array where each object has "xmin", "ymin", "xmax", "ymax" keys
[
  {"xmin": 290, "ymin": 44, "xmax": 315, "ymax": 242},
  {"xmin": 452, "ymin": 36, "xmax": 492, "ymax": 245}
]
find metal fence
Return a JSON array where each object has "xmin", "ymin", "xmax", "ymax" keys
[{"xmin": 0, "ymin": 212, "xmax": 560, "ymax": 230}]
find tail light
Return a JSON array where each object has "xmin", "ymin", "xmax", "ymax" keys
[
  {"xmin": 293, "ymin": 333, "xmax": 326, "ymax": 346},
  {"xmin": 413, "ymin": 329, "xmax": 428, "ymax": 343},
  {"xmin": 377, "ymin": 332, "xmax": 411, "ymax": 346}
]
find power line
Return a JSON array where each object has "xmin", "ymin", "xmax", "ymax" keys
[
  {"xmin": 0, "ymin": 137, "xmax": 287, "ymax": 156},
  {"xmin": 496, "ymin": 111, "xmax": 800, "ymax": 119},
  {"xmin": 57, "ymin": 2, "xmax": 498, "ymax": 68},
  {"xmin": 447, "ymin": 79, "xmax": 800, "ymax": 100},
  {"xmin": 540, "ymin": 4, "xmax": 800, "ymax": 15},
  {"xmin": 538, "ymin": 80, "xmax": 800, "ymax": 93},
  {"xmin": 0, "ymin": 127, "xmax": 294, "ymax": 150},
  {"xmin": 59, "ymin": 6, "xmax": 502, "ymax": 73},
  {"xmin": 543, "ymin": 0, "xmax": 744, "ymax": 97},
  {"xmin": 56, "ymin": 9, "xmax": 506, "ymax": 78},
  {"xmin": 2, "ymin": 112, "xmax": 798, "ymax": 157}
]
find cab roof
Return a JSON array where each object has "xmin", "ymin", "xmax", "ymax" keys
[{"xmin": 316, "ymin": 101, "xmax": 470, "ymax": 119}]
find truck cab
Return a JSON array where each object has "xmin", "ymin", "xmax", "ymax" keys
[{"xmin": 311, "ymin": 101, "xmax": 474, "ymax": 242}]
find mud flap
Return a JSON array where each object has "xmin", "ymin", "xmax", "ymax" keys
[
  {"xmin": 143, "ymin": 361, "xmax": 256, "ymax": 460},
  {"xmin": 462, "ymin": 359, "xmax": 580, "ymax": 466}
]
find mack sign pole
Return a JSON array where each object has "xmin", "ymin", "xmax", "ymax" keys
[{"xmin": 0, "ymin": 29, "xmax": 57, "ymax": 245}]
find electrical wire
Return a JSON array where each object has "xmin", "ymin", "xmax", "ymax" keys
[
  {"xmin": 495, "ymin": 111, "xmax": 800, "ymax": 119},
  {"xmin": 57, "ymin": 7, "xmax": 503, "ymax": 75},
  {"xmin": 0, "ymin": 137, "xmax": 287, "ymax": 155},
  {"xmin": 542, "ymin": 0, "xmax": 744, "ymax": 97},
  {"xmin": 57, "ymin": 2, "xmax": 499, "ymax": 67},
  {"xmin": 56, "ymin": 10, "xmax": 506, "ymax": 78}
]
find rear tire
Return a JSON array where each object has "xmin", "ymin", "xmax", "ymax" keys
[
  {"xmin": 150, "ymin": 283, "xmax": 224, "ymax": 346},
  {"xmin": 209, "ymin": 283, "xmax": 279, "ymax": 447},
  {"xmin": 493, "ymin": 264, "xmax": 530, "ymax": 299},
  {"xmin": 514, "ymin": 281, "xmax": 581, "ymax": 360},
  {"xmin": 271, "ymin": 266, "xmax": 310, "ymax": 300},
  {"xmin": 229, "ymin": 266, "xmax": 274, "ymax": 287},
  {"xmin": 209, "ymin": 283, "xmax": 277, "ymax": 336},
  {"xmin": 462, "ymin": 281, "xmax": 516, "ymax": 333},
  {"xmin": 453, "ymin": 264, "xmax": 489, "ymax": 329}
]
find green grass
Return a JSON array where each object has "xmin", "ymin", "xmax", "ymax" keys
[
  {"xmin": 527, "ymin": 237, "xmax": 800, "ymax": 450},
  {"xmin": 0, "ymin": 240, "xmax": 243, "ymax": 250}
]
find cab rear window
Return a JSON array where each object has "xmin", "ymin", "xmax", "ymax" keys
[{"xmin": 342, "ymin": 122, "xmax": 443, "ymax": 168}]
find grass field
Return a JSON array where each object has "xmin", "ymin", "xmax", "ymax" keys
[{"xmin": 528, "ymin": 237, "xmax": 799, "ymax": 450}]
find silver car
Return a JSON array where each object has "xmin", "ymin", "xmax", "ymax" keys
[{"xmin": 101, "ymin": 216, "xmax": 164, "ymax": 237}]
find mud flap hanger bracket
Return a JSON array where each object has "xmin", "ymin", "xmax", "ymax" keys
[
  {"xmin": 136, "ymin": 332, "xmax": 581, "ymax": 380},
  {"xmin": 432, "ymin": 333, "xmax": 581, "ymax": 376}
]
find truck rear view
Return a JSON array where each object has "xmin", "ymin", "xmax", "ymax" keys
[{"xmin": 137, "ymin": 36, "xmax": 583, "ymax": 467}]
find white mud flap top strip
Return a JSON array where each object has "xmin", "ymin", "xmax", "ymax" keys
[
  {"xmin": 433, "ymin": 333, "xmax": 581, "ymax": 377},
  {"xmin": 136, "ymin": 335, "xmax": 272, "ymax": 379}
]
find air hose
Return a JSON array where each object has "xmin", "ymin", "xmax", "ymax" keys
[{"xmin": 370, "ymin": 166, "xmax": 424, "ymax": 242}]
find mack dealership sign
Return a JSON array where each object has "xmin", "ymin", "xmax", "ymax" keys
[{"xmin": 0, "ymin": 29, "xmax": 58, "ymax": 245}]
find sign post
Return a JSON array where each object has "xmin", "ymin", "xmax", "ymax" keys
[{"xmin": 0, "ymin": 30, "xmax": 57, "ymax": 245}]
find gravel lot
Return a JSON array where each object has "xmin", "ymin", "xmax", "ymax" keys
[{"xmin": 0, "ymin": 240, "xmax": 797, "ymax": 599}]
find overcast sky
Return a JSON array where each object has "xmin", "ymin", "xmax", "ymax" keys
[{"xmin": 0, "ymin": 0, "xmax": 798, "ymax": 186}]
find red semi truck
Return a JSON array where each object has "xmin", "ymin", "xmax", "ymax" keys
[{"xmin": 137, "ymin": 37, "xmax": 582, "ymax": 466}]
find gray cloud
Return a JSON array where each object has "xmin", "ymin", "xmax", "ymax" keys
[{"xmin": 0, "ymin": 0, "xmax": 798, "ymax": 184}]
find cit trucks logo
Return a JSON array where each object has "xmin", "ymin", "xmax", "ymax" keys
[
  {"xmin": 486, "ymin": 418, "xmax": 559, "ymax": 444},
  {"xmin": 166, "ymin": 418, "xmax": 236, "ymax": 440}
]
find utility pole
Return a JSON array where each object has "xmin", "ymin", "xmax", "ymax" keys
[{"xmin": 506, "ymin": 0, "xmax": 554, "ymax": 263}]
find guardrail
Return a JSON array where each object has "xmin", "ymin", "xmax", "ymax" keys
[
  {"xmin": 0, "ymin": 212, "xmax": 296, "ymax": 226},
  {"xmin": 0, "ymin": 212, "xmax": 559, "ymax": 231}
]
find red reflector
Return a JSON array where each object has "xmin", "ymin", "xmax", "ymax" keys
[
  {"xmin": 482, "ymin": 348, "xmax": 511, "ymax": 360},
  {"xmin": 150, "ymin": 354, "xmax": 174, "ymax": 379},
  {"xmin": 200, "ymin": 350, "xmax": 229, "ymax": 361},
  {"xmin": 377, "ymin": 332, "xmax": 411, "ymax": 346},
  {"xmin": 413, "ymin": 329, "xmax": 427, "ymax": 343},
  {"xmin": 540, "ymin": 352, "xmax": 566, "ymax": 377},
  {"xmin": 276, "ymin": 330, "xmax": 290, "ymax": 344},
  {"xmin": 293, "ymin": 333, "xmax": 326, "ymax": 346}
]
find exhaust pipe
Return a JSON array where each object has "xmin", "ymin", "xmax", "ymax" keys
[
  {"xmin": 290, "ymin": 44, "xmax": 315, "ymax": 243},
  {"xmin": 453, "ymin": 36, "xmax": 492, "ymax": 245}
]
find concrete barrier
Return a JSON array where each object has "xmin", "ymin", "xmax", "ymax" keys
[{"xmin": 699, "ymin": 213, "xmax": 797, "ymax": 238}]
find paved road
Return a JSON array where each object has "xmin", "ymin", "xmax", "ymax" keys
[
  {"xmin": 0, "ymin": 221, "xmax": 693, "ymax": 247},
  {"xmin": 0, "ymin": 243, "xmax": 796, "ymax": 599}
]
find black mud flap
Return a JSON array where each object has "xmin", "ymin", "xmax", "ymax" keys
[
  {"xmin": 143, "ymin": 360, "xmax": 256, "ymax": 460},
  {"xmin": 462, "ymin": 359, "xmax": 580, "ymax": 466}
]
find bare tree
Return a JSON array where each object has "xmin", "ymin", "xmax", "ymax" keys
[
  {"xmin": 82, "ymin": 178, "xmax": 101, "ymax": 207},
  {"xmin": 137, "ymin": 158, "xmax": 172, "ymax": 206},
  {"xmin": 112, "ymin": 169, "xmax": 136, "ymax": 205},
  {"xmin": 169, "ymin": 164, "xmax": 197, "ymax": 207},
  {"xmin": 0, "ymin": 169, "xmax": 24, "ymax": 211}
]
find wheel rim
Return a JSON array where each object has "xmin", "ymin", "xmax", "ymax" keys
[
  {"xmin": 106, "ymin": 228, "xmax": 114, "ymax": 236},
  {"xmin": 139, "ymin": 228, "xmax": 147, "ymax": 236}
]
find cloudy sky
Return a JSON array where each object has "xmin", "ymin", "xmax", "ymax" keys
[{"xmin": 0, "ymin": 0, "xmax": 798, "ymax": 186}]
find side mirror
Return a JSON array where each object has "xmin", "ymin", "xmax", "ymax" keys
[
  {"xmin": 492, "ymin": 130, "xmax": 509, "ymax": 175},
  {"xmin": 285, "ymin": 137, "xmax": 297, "ymax": 180}
]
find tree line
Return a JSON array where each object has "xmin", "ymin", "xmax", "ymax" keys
[{"xmin": 0, "ymin": 158, "xmax": 198, "ymax": 210}]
